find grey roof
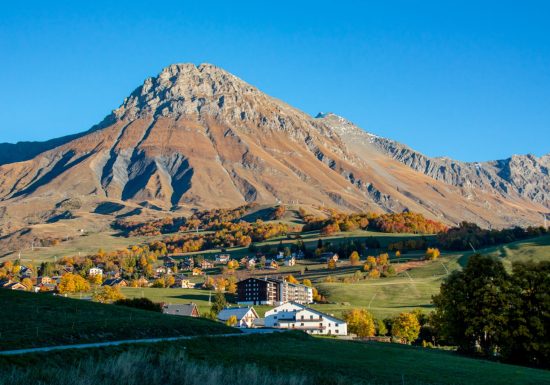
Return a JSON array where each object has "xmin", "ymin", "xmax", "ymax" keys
[
  {"xmin": 102, "ymin": 278, "xmax": 126, "ymax": 286},
  {"xmin": 217, "ymin": 307, "xmax": 258, "ymax": 321},
  {"xmin": 163, "ymin": 303, "xmax": 199, "ymax": 316}
]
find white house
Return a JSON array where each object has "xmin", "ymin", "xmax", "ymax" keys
[
  {"xmin": 284, "ymin": 256, "xmax": 296, "ymax": 267},
  {"xmin": 217, "ymin": 307, "xmax": 259, "ymax": 328},
  {"xmin": 264, "ymin": 302, "xmax": 347, "ymax": 336},
  {"xmin": 88, "ymin": 267, "xmax": 103, "ymax": 277},
  {"xmin": 215, "ymin": 254, "xmax": 231, "ymax": 264}
]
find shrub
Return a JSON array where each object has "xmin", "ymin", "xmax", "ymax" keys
[{"xmin": 114, "ymin": 297, "xmax": 162, "ymax": 312}]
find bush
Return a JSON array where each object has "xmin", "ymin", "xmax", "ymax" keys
[{"xmin": 114, "ymin": 297, "xmax": 162, "ymax": 312}]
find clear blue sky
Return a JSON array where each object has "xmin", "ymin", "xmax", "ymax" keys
[{"xmin": 1, "ymin": 1, "xmax": 549, "ymax": 161}]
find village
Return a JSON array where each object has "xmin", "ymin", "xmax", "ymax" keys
[{"xmin": 0, "ymin": 248, "xmax": 352, "ymax": 336}]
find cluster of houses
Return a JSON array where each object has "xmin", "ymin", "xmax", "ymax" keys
[{"xmin": 161, "ymin": 299, "xmax": 347, "ymax": 336}]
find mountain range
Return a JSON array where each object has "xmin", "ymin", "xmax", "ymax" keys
[{"xmin": 0, "ymin": 63, "xmax": 548, "ymax": 245}]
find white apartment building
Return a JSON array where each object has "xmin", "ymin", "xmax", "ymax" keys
[{"xmin": 264, "ymin": 302, "xmax": 347, "ymax": 336}]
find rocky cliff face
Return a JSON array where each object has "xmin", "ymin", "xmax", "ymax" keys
[
  {"xmin": 319, "ymin": 113, "xmax": 550, "ymax": 209},
  {"xmin": 0, "ymin": 64, "xmax": 547, "ymax": 235}
]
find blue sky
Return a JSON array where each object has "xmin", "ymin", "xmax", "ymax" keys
[{"xmin": 0, "ymin": 1, "xmax": 549, "ymax": 161}]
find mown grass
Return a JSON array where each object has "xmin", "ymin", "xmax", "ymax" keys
[
  {"xmin": 1, "ymin": 332, "xmax": 548, "ymax": 385},
  {"xmin": 315, "ymin": 236, "xmax": 550, "ymax": 320},
  {"xmin": 0, "ymin": 290, "xmax": 233, "ymax": 351}
]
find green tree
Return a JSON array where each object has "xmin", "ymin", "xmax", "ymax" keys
[
  {"xmin": 503, "ymin": 261, "xmax": 550, "ymax": 367},
  {"xmin": 210, "ymin": 291, "xmax": 227, "ymax": 317},
  {"xmin": 343, "ymin": 308, "xmax": 375, "ymax": 338},
  {"xmin": 432, "ymin": 254, "xmax": 510, "ymax": 355},
  {"xmin": 392, "ymin": 312, "xmax": 420, "ymax": 344},
  {"xmin": 376, "ymin": 319, "xmax": 388, "ymax": 336}
]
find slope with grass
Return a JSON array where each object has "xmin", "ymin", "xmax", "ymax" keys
[
  {"xmin": 315, "ymin": 235, "xmax": 550, "ymax": 320},
  {"xmin": 1, "ymin": 332, "xmax": 548, "ymax": 385},
  {"xmin": 0, "ymin": 290, "xmax": 233, "ymax": 351}
]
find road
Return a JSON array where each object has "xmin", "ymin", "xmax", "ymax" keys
[{"xmin": 0, "ymin": 328, "xmax": 283, "ymax": 356}]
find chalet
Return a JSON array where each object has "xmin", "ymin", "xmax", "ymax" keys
[
  {"xmin": 239, "ymin": 257, "xmax": 249, "ymax": 266},
  {"xmin": 265, "ymin": 302, "xmax": 347, "ymax": 336},
  {"xmin": 88, "ymin": 267, "xmax": 103, "ymax": 277},
  {"xmin": 192, "ymin": 267, "xmax": 204, "ymax": 276},
  {"xmin": 20, "ymin": 266, "xmax": 34, "ymax": 278},
  {"xmin": 217, "ymin": 307, "xmax": 259, "ymax": 328},
  {"xmin": 163, "ymin": 256, "xmax": 177, "ymax": 268},
  {"xmin": 4, "ymin": 282, "xmax": 27, "ymax": 291},
  {"xmin": 173, "ymin": 275, "xmax": 193, "ymax": 288},
  {"xmin": 200, "ymin": 260, "xmax": 214, "ymax": 269},
  {"xmin": 135, "ymin": 277, "xmax": 150, "ymax": 287},
  {"xmin": 265, "ymin": 259, "xmax": 279, "ymax": 270},
  {"xmin": 237, "ymin": 277, "xmax": 313, "ymax": 306},
  {"xmin": 320, "ymin": 252, "xmax": 339, "ymax": 263},
  {"xmin": 246, "ymin": 258, "xmax": 257, "ymax": 269},
  {"xmin": 180, "ymin": 258, "xmax": 194, "ymax": 271},
  {"xmin": 155, "ymin": 266, "xmax": 171, "ymax": 275},
  {"xmin": 215, "ymin": 254, "xmax": 230, "ymax": 264},
  {"xmin": 162, "ymin": 303, "xmax": 200, "ymax": 317},
  {"xmin": 102, "ymin": 278, "xmax": 128, "ymax": 288},
  {"xmin": 284, "ymin": 256, "xmax": 296, "ymax": 267},
  {"xmin": 37, "ymin": 276, "xmax": 53, "ymax": 285},
  {"xmin": 39, "ymin": 283, "xmax": 57, "ymax": 292}
]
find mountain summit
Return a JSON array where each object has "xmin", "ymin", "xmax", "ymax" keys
[{"xmin": 0, "ymin": 64, "xmax": 547, "ymax": 237}]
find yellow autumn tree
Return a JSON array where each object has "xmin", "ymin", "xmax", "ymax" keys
[
  {"xmin": 58, "ymin": 273, "xmax": 90, "ymax": 294},
  {"xmin": 21, "ymin": 277, "xmax": 33, "ymax": 291},
  {"xmin": 226, "ymin": 276, "xmax": 237, "ymax": 294},
  {"xmin": 342, "ymin": 308, "xmax": 375, "ymax": 338},
  {"xmin": 88, "ymin": 274, "xmax": 103, "ymax": 285},
  {"xmin": 368, "ymin": 269, "xmax": 381, "ymax": 279},
  {"xmin": 376, "ymin": 253, "xmax": 389, "ymax": 266},
  {"xmin": 349, "ymin": 251, "xmax": 360, "ymax": 266},
  {"xmin": 226, "ymin": 315, "xmax": 238, "ymax": 327},
  {"xmin": 391, "ymin": 312, "xmax": 420, "ymax": 344},
  {"xmin": 92, "ymin": 286, "xmax": 125, "ymax": 304},
  {"xmin": 327, "ymin": 259, "xmax": 336, "ymax": 270},
  {"xmin": 286, "ymin": 274, "xmax": 299, "ymax": 284},
  {"xmin": 425, "ymin": 248, "xmax": 441, "ymax": 260},
  {"xmin": 165, "ymin": 275, "xmax": 175, "ymax": 287}
]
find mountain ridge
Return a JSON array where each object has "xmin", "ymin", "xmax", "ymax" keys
[{"xmin": 0, "ymin": 63, "xmax": 547, "ymax": 243}]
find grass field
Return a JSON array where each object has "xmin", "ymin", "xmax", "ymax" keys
[
  {"xmin": 4, "ymin": 226, "xmax": 430, "ymax": 264},
  {"xmin": 121, "ymin": 236, "xmax": 550, "ymax": 320},
  {"xmin": 0, "ymin": 290, "xmax": 233, "ymax": 351},
  {"xmin": 1, "ymin": 231, "xmax": 164, "ymax": 263},
  {"xmin": 314, "ymin": 236, "xmax": 550, "ymax": 320},
  {"xmin": 1, "ymin": 332, "xmax": 548, "ymax": 385}
]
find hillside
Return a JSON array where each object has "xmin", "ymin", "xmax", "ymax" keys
[
  {"xmin": 0, "ymin": 290, "xmax": 233, "ymax": 351},
  {"xmin": 2, "ymin": 332, "xmax": 548, "ymax": 385},
  {"xmin": 0, "ymin": 63, "xmax": 548, "ymax": 250}
]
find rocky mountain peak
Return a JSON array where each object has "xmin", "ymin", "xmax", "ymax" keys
[{"xmin": 113, "ymin": 63, "xmax": 263, "ymax": 122}]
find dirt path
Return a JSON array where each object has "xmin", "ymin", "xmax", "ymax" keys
[{"xmin": 0, "ymin": 329, "xmax": 283, "ymax": 356}]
